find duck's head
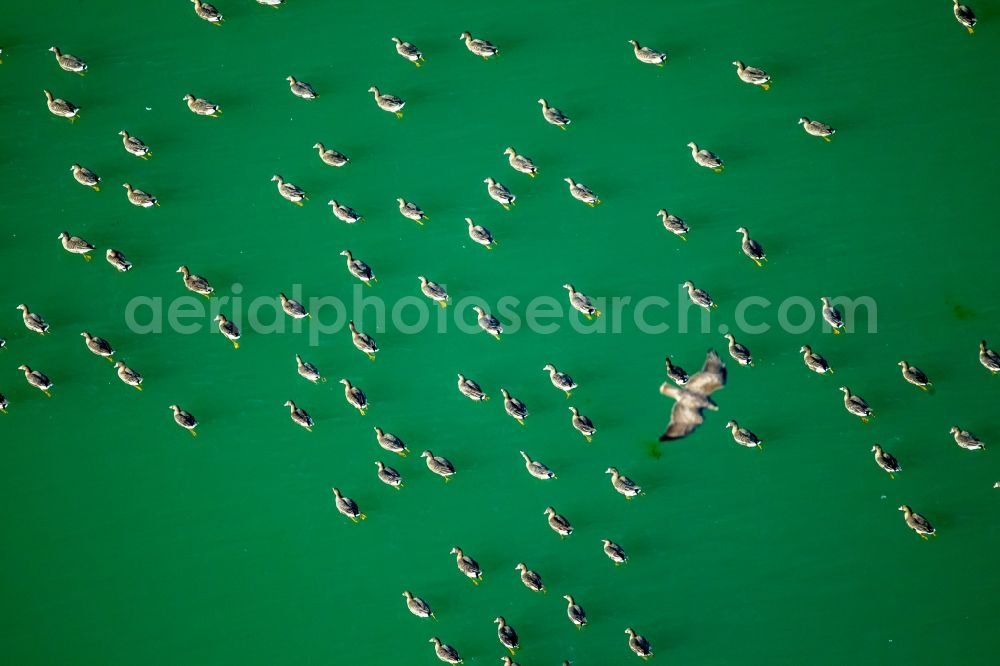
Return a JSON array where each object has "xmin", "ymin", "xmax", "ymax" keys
[
  {"xmin": 980, "ymin": 340, "xmax": 987, "ymax": 350},
  {"xmin": 473, "ymin": 305, "xmax": 485, "ymax": 315},
  {"xmin": 182, "ymin": 94, "xmax": 193, "ymax": 102},
  {"xmin": 499, "ymin": 388, "xmax": 510, "ymax": 398},
  {"xmin": 331, "ymin": 487, "xmax": 341, "ymax": 497},
  {"xmin": 339, "ymin": 378, "xmax": 350, "ymax": 386},
  {"xmin": 48, "ymin": 47, "xmax": 59, "ymax": 54},
  {"xmin": 283, "ymin": 400, "xmax": 293, "ymax": 407},
  {"xmin": 43, "ymin": 90, "xmax": 53, "ymax": 100},
  {"xmin": 418, "ymin": 276, "xmax": 429, "ymax": 284},
  {"xmin": 215, "ymin": 314, "xmax": 226, "ymax": 322},
  {"xmin": 58, "ymin": 231, "xmax": 68, "ymax": 240},
  {"xmin": 465, "ymin": 217, "xmax": 474, "ymax": 227},
  {"xmin": 391, "ymin": 37, "xmax": 401, "ymax": 44},
  {"xmin": 897, "ymin": 361, "xmax": 907, "ymax": 368},
  {"xmin": 798, "ymin": 117, "xmax": 809, "ymax": 125},
  {"xmin": 122, "ymin": 183, "xmax": 131, "ymax": 190},
  {"xmin": 503, "ymin": 147, "xmax": 514, "ymax": 155},
  {"xmin": 724, "ymin": 333, "xmax": 734, "ymax": 342},
  {"xmin": 628, "ymin": 39, "xmax": 638, "ymax": 47},
  {"xmin": 448, "ymin": 545, "xmax": 460, "ymax": 554},
  {"xmin": 326, "ymin": 199, "xmax": 336, "ymax": 207},
  {"xmin": 168, "ymin": 404, "xmax": 179, "ymax": 412},
  {"xmin": 459, "ymin": 32, "xmax": 471, "ymax": 40},
  {"xmin": 494, "ymin": 617, "xmax": 503, "ymax": 625},
  {"xmin": 17, "ymin": 364, "xmax": 28, "ymax": 371},
  {"xmin": 515, "ymin": 562, "xmax": 525, "ymax": 571},
  {"xmin": 70, "ymin": 164, "xmax": 80, "ymax": 171},
  {"xmin": 313, "ymin": 143, "xmax": 323, "ymax": 150},
  {"xmin": 114, "ymin": 361, "xmax": 124, "ymax": 369},
  {"xmin": 118, "ymin": 130, "xmax": 128, "ymax": 137},
  {"xmin": 176, "ymin": 266, "xmax": 188, "ymax": 274},
  {"xmin": 625, "ymin": 628, "xmax": 636, "ymax": 637},
  {"xmin": 563, "ymin": 594, "xmax": 574, "ymax": 603},
  {"xmin": 543, "ymin": 364, "xmax": 555, "ymax": 372},
  {"xmin": 605, "ymin": 467, "xmax": 617, "ymax": 475},
  {"xmin": 483, "ymin": 177, "xmax": 494, "ymax": 184},
  {"xmin": 871, "ymin": 444, "xmax": 881, "ymax": 452},
  {"xmin": 339, "ymin": 250, "xmax": 351, "ymax": 258},
  {"xmin": 736, "ymin": 226, "xmax": 747, "ymax": 234},
  {"xmin": 367, "ymin": 86, "xmax": 379, "ymax": 95},
  {"xmin": 271, "ymin": 174, "xmax": 282, "ymax": 182},
  {"xmin": 537, "ymin": 98, "xmax": 547, "ymax": 105},
  {"xmin": 839, "ymin": 386, "xmax": 849, "ymax": 394},
  {"xmin": 682, "ymin": 280, "xmax": 693, "ymax": 289},
  {"xmin": 656, "ymin": 209, "xmax": 667, "ymax": 218},
  {"xmin": 80, "ymin": 332, "xmax": 90, "ymax": 339},
  {"xmin": 949, "ymin": 426, "xmax": 959, "ymax": 435},
  {"xmin": 429, "ymin": 637, "xmax": 441, "ymax": 646},
  {"xmin": 15, "ymin": 304, "xmax": 26, "ymax": 312},
  {"xmin": 725, "ymin": 420, "xmax": 737, "ymax": 429},
  {"xmin": 543, "ymin": 507, "xmax": 555, "ymax": 515},
  {"xmin": 562, "ymin": 283, "xmax": 574, "ymax": 291},
  {"xmin": 897, "ymin": 505, "xmax": 909, "ymax": 512},
  {"xmin": 348, "ymin": 320, "xmax": 357, "ymax": 331},
  {"xmin": 732, "ymin": 60, "xmax": 744, "ymax": 68},
  {"xmin": 563, "ymin": 177, "xmax": 573, "ymax": 184},
  {"xmin": 686, "ymin": 141, "xmax": 696, "ymax": 149},
  {"xmin": 821, "ymin": 296, "xmax": 831, "ymax": 306},
  {"xmin": 285, "ymin": 76, "xmax": 295, "ymax": 82},
  {"xmin": 799, "ymin": 345, "xmax": 811, "ymax": 353}
]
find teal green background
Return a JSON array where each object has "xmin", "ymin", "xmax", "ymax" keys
[{"xmin": 2, "ymin": 1, "xmax": 998, "ymax": 664}]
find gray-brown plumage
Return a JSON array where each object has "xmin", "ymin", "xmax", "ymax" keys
[
  {"xmin": 123, "ymin": 182, "xmax": 158, "ymax": 208},
  {"xmin": 284, "ymin": 400, "xmax": 313, "ymax": 431},
  {"xmin": 665, "ymin": 356, "xmax": 689, "ymax": 385},
  {"xmin": 839, "ymin": 386, "xmax": 872, "ymax": 422},
  {"xmin": 192, "ymin": 0, "xmax": 223, "ymax": 24},
  {"xmin": 271, "ymin": 174, "xmax": 306, "ymax": 205},
  {"xmin": 169, "ymin": 404, "xmax": 197, "ymax": 435},
  {"xmin": 17, "ymin": 304, "xmax": 49, "ymax": 334},
  {"xmin": 657, "ymin": 209, "xmax": 689, "ymax": 239},
  {"xmin": 799, "ymin": 345, "xmax": 832, "ymax": 374},
  {"xmin": 44, "ymin": 90, "xmax": 79, "ymax": 121},
  {"xmin": 368, "ymin": 86, "xmax": 405, "ymax": 118},
  {"xmin": 182, "ymin": 94, "xmax": 221, "ymax": 117},
  {"xmin": 871, "ymin": 444, "xmax": 901, "ymax": 478},
  {"xmin": 954, "ymin": 0, "xmax": 976, "ymax": 34},
  {"xmin": 798, "ymin": 117, "xmax": 836, "ymax": 141},
  {"xmin": 81, "ymin": 331, "xmax": 114, "ymax": 361},
  {"xmin": 520, "ymin": 450, "xmax": 555, "ymax": 480},
  {"xmin": 340, "ymin": 250, "xmax": 375, "ymax": 286},
  {"xmin": 391, "ymin": 37, "xmax": 424, "ymax": 66},
  {"xmin": 564, "ymin": 177, "xmax": 600, "ymax": 206},
  {"xmin": 401, "ymin": 591, "xmax": 432, "ymax": 618},
  {"xmin": 898, "ymin": 361, "xmax": 930, "ymax": 390},
  {"xmin": 348, "ymin": 321, "xmax": 378, "ymax": 360},
  {"xmin": 544, "ymin": 506, "xmax": 572, "ymax": 536},
  {"xmin": 459, "ymin": 31, "xmax": 498, "ymax": 59},
  {"xmin": 544, "ymin": 364, "xmax": 576, "ymax": 396},
  {"xmin": 177, "ymin": 266, "xmax": 213, "ymax": 298},
  {"xmin": 375, "ymin": 427, "xmax": 409, "ymax": 456},
  {"xmin": 466, "ymin": 217, "xmax": 496, "ymax": 249},
  {"xmin": 626, "ymin": 628, "xmax": 653, "ymax": 659},
  {"xmin": 563, "ymin": 283, "xmax": 601, "ymax": 319},
  {"xmin": 898, "ymin": 505, "xmax": 935, "ymax": 539},
  {"xmin": 474, "ymin": 306, "xmax": 503, "ymax": 340},
  {"xmin": 457, "ymin": 373, "xmax": 487, "ymax": 401},
  {"xmin": 18, "ymin": 365, "xmax": 52, "ymax": 397},
  {"xmin": 724, "ymin": 333, "xmax": 753, "ymax": 366},
  {"xmin": 606, "ymin": 467, "xmax": 643, "ymax": 498},
  {"xmin": 659, "ymin": 349, "xmax": 727, "ymax": 440},
  {"xmin": 331, "ymin": 487, "xmax": 365, "ymax": 522},
  {"xmin": 538, "ymin": 99, "xmax": 570, "ymax": 128},
  {"xmin": 683, "ymin": 281, "xmax": 715, "ymax": 309},
  {"xmin": 313, "ymin": 143, "xmax": 349, "ymax": 167},
  {"xmin": 504, "ymin": 147, "xmax": 537, "ymax": 177},
  {"xmin": 115, "ymin": 361, "xmax": 143, "ymax": 391},
  {"xmin": 733, "ymin": 60, "xmax": 770, "ymax": 89},
  {"xmin": 375, "ymin": 461, "xmax": 402, "ymax": 489},
  {"xmin": 328, "ymin": 199, "xmax": 362, "ymax": 224},
  {"xmin": 484, "ymin": 177, "xmax": 516, "ymax": 209},
  {"xmin": 821, "ymin": 297, "xmax": 845, "ymax": 333},
  {"xmin": 280, "ymin": 293, "xmax": 309, "ymax": 319},
  {"xmin": 429, "ymin": 637, "xmax": 463, "ymax": 664},
  {"xmin": 514, "ymin": 562, "xmax": 544, "ymax": 592},
  {"xmin": 119, "ymin": 130, "xmax": 150, "ymax": 158},
  {"xmin": 601, "ymin": 539, "xmax": 628, "ymax": 565},
  {"xmin": 398, "ymin": 198, "xmax": 428, "ymax": 223},
  {"xmin": 725, "ymin": 420, "xmax": 762, "ymax": 449},
  {"xmin": 627, "ymin": 39, "xmax": 666, "ymax": 65},
  {"xmin": 736, "ymin": 227, "xmax": 766, "ymax": 266},
  {"xmin": 950, "ymin": 426, "xmax": 985, "ymax": 451},
  {"xmin": 686, "ymin": 142, "xmax": 723, "ymax": 172},
  {"xmin": 494, "ymin": 617, "xmax": 519, "ymax": 655},
  {"xmin": 295, "ymin": 354, "xmax": 323, "ymax": 383},
  {"xmin": 49, "ymin": 46, "xmax": 87, "ymax": 73},
  {"xmin": 423, "ymin": 450, "xmax": 455, "ymax": 481},
  {"xmin": 980, "ymin": 340, "xmax": 1000, "ymax": 375},
  {"xmin": 71, "ymin": 164, "xmax": 100, "ymax": 191},
  {"xmin": 563, "ymin": 595, "xmax": 587, "ymax": 628},
  {"xmin": 500, "ymin": 388, "xmax": 527, "ymax": 425},
  {"xmin": 340, "ymin": 378, "xmax": 368, "ymax": 415},
  {"xmin": 449, "ymin": 546, "xmax": 481, "ymax": 583},
  {"xmin": 286, "ymin": 76, "xmax": 317, "ymax": 99},
  {"xmin": 569, "ymin": 406, "xmax": 595, "ymax": 442},
  {"xmin": 58, "ymin": 231, "xmax": 94, "ymax": 260}
]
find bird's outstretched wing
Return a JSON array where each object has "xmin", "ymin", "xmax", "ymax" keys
[
  {"xmin": 660, "ymin": 400, "xmax": 704, "ymax": 441},
  {"xmin": 686, "ymin": 349, "xmax": 727, "ymax": 395}
]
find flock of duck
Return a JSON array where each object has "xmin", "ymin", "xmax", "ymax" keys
[{"xmin": 2, "ymin": 1, "xmax": 992, "ymax": 663}]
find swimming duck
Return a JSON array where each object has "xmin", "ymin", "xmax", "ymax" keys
[
  {"xmin": 119, "ymin": 130, "xmax": 150, "ymax": 158},
  {"xmin": 16, "ymin": 304, "xmax": 49, "ymax": 334},
  {"xmin": 625, "ymin": 628, "xmax": 653, "ymax": 660},
  {"xmin": 286, "ymin": 76, "xmax": 317, "ymax": 99},
  {"xmin": 954, "ymin": 0, "xmax": 976, "ymax": 34},
  {"xmin": 81, "ymin": 331, "xmax": 114, "ymax": 361},
  {"xmin": 374, "ymin": 426, "xmax": 409, "ymax": 456},
  {"xmin": 215, "ymin": 314, "xmax": 240, "ymax": 349},
  {"xmin": 484, "ymin": 177, "xmax": 516, "ymax": 210},
  {"xmin": 331, "ymin": 487, "xmax": 365, "ymax": 522},
  {"xmin": 49, "ymin": 46, "xmax": 87, "ymax": 73},
  {"xmin": 682, "ymin": 281, "xmax": 715, "ymax": 309},
  {"xmin": 58, "ymin": 231, "xmax": 94, "ymax": 260},
  {"xmin": 0, "ymin": 393, "xmax": 7, "ymax": 414},
  {"xmin": 563, "ymin": 595, "xmax": 587, "ymax": 629},
  {"xmin": 391, "ymin": 37, "xmax": 424, "ymax": 66},
  {"xmin": 871, "ymin": 444, "xmax": 901, "ymax": 478},
  {"xmin": 520, "ymin": 451, "xmax": 555, "ymax": 480},
  {"xmin": 429, "ymin": 637, "xmax": 463, "ymax": 664},
  {"xmin": 115, "ymin": 361, "xmax": 143, "ymax": 390},
  {"xmin": 106, "ymin": 249, "xmax": 132, "ymax": 272},
  {"xmin": 397, "ymin": 197, "xmax": 428, "ymax": 223},
  {"xmin": 839, "ymin": 387, "xmax": 872, "ymax": 423},
  {"xmin": 473, "ymin": 306, "xmax": 503, "ymax": 340},
  {"xmin": 733, "ymin": 60, "xmax": 770, "ymax": 89},
  {"xmin": 177, "ymin": 266, "xmax": 213, "ymax": 298},
  {"xmin": 339, "ymin": 378, "xmax": 368, "ymax": 415},
  {"xmin": 950, "ymin": 426, "xmax": 985, "ymax": 450},
  {"xmin": 544, "ymin": 364, "xmax": 576, "ymax": 396},
  {"xmin": 725, "ymin": 419, "xmax": 762, "ymax": 449},
  {"xmin": 18, "ymin": 365, "xmax": 52, "ymax": 397},
  {"xmin": 466, "ymin": 218, "xmax": 497, "ymax": 250},
  {"xmin": 799, "ymin": 345, "xmax": 831, "ymax": 374},
  {"xmin": 402, "ymin": 591, "xmax": 432, "ymax": 618},
  {"xmin": 544, "ymin": 506, "xmax": 573, "ymax": 536},
  {"xmin": 183, "ymin": 94, "xmax": 221, "ymax": 117},
  {"xmin": 736, "ymin": 227, "xmax": 766, "ymax": 266},
  {"xmin": 295, "ymin": 354, "xmax": 323, "ymax": 383},
  {"xmin": 798, "ymin": 117, "xmax": 836, "ymax": 141},
  {"xmin": 898, "ymin": 361, "xmax": 930, "ymax": 390},
  {"xmin": 327, "ymin": 199, "xmax": 362, "ymax": 224},
  {"xmin": 563, "ymin": 177, "xmax": 600, "ymax": 206},
  {"xmin": 821, "ymin": 297, "xmax": 844, "ymax": 333},
  {"xmin": 123, "ymin": 183, "xmax": 158, "ymax": 208},
  {"xmin": 43, "ymin": 90, "xmax": 79, "ymax": 121},
  {"xmin": 495, "ymin": 617, "xmax": 519, "ymax": 655},
  {"xmin": 313, "ymin": 143, "xmax": 349, "ymax": 167},
  {"xmin": 898, "ymin": 505, "xmax": 935, "ymax": 539},
  {"xmin": 569, "ymin": 406, "xmax": 596, "ymax": 442},
  {"xmin": 459, "ymin": 32, "xmax": 498, "ymax": 59},
  {"xmin": 657, "ymin": 209, "xmax": 688, "ymax": 240},
  {"xmin": 70, "ymin": 164, "xmax": 100, "ymax": 191},
  {"xmin": 424, "ymin": 451, "xmax": 456, "ymax": 481},
  {"xmin": 271, "ymin": 174, "xmax": 306, "ymax": 205},
  {"xmin": 375, "ymin": 461, "xmax": 402, "ymax": 489},
  {"xmin": 500, "ymin": 388, "xmax": 528, "ymax": 425},
  {"xmin": 284, "ymin": 400, "xmax": 313, "ymax": 431},
  {"xmin": 665, "ymin": 356, "xmax": 689, "ymax": 385},
  {"xmin": 368, "ymin": 86, "xmax": 405, "ymax": 118},
  {"xmin": 504, "ymin": 147, "xmax": 537, "ymax": 177},
  {"xmin": 514, "ymin": 562, "xmax": 544, "ymax": 592},
  {"xmin": 191, "ymin": 0, "xmax": 223, "ymax": 24},
  {"xmin": 501, "ymin": 658, "xmax": 519, "ymax": 666},
  {"xmin": 457, "ymin": 373, "xmax": 488, "ymax": 401},
  {"xmin": 279, "ymin": 293, "xmax": 309, "ymax": 319},
  {"xmin": 169, "ymin": 404, "xmax": 197, "ymax": 435},
  {"xmin": 686, "ymin": 142, "xmax": 723, "ymax": 172},
  {"xmin": 606, "ymin": 467, "xmax": 643, "ymax": 498},
  {"xmin": 563, "ymin": 284, "xmax": 601, "ymax": 319},
  {"xmin": 978, "ymin": 340, "xmax": 999, "ymax": 374},
  {"xmin": 724, "ymin": 333, "xmax": 753, "ymax": 366},
  {"xmin": 449, "ymin": 546, "xmax": 481, "ymax": 582},
  {"xmin": 627, "ymin": 39, "xmax": 666, "ymax": 65},
  {"xmin": 348, "ymin": 321, "xmax": 378, "ymax": 360},
  {"xmin": 340, "ymin": 250, "xmax": 375, "ymax": 286},
  {"xmin": 538, "ymin": 99, "xmax": 570, "ymax": 128},
  {"xmin": 419, "ymin": 276, "xmax": 450, "ymax": 307},
  {"xmin": 601, "ymin": 539, "xmax": 628, "ymax": 565}
]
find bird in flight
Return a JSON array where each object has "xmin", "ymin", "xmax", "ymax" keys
[{"xmin": 659, "ymin": 349, "xmax": 727, "ymax": 441}]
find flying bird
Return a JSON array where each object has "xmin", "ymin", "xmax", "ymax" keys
[{"xmin": 658, "ymin": 349, "xmax": 726, "ymax": 441}]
